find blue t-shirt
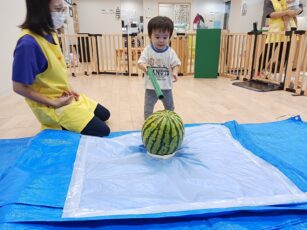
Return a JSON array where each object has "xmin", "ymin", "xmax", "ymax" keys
[{"xmin": 12, "ymin": 34, "xmax": 55, "ymax": 85}]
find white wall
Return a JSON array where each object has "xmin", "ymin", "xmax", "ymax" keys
[
  {"xmin": 76, "ymin": 0, "xmax": 143, "ymax": 34},
  {"xmin": 300, "ymin": 0, "xmax": 307, "ymax": 17},
  {"xmin": 143, "ymin": 0, "xmax": 191, "ymax": 33},
  {"xmin": 76, "ymin": 0, "xmax": 121, "ymax": 34},
  {"xmin": 228, "ymin": 0, "xmax": 264, "ymax": 32},
  {"xmin": 121, "ymin": 0, "xmax": 143, "ymax": 25},
  {"xmin": 77, "ymin": 0, "xmax": 273, "ymax": 34},
  {"xmin": 0, "ymin": 0, "xmax": 26, "ymax": 95},
  {"xmin": 142, "ymin": 0, "xmax": 224, "ymax": 33},
  {"xmin": 191, "ymin": 0, "xmax": 225, "ymax": 29}
]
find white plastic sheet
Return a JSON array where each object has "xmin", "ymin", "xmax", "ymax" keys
[{"xmin": 63, "ymin": 125, "xmax": 307, "ymax": 218}]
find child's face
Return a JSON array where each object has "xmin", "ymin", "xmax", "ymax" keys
[{"xmin": 150, "ymin": 29, "xmax": 171, "ymax": 50}]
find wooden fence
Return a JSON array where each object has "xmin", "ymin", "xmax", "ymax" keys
[
  {"xmin": 218, "ymin": 31, "xmax": 253, "ymax": 79},
  {"xmin": 285, "ymin": 31, "xmax": 307, "ymax": 95},
  {"xmin": 59, "ymin": 32, "xmax": 196, "ymax": 77},
  {"xmin": 219, "ymin": 30, "xmax": 307, "ymax": 96},
  {"xmin": 60, "ymin": 30, "xmax": 307, "ymax": 96}
]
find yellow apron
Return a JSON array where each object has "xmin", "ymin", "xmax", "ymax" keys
[
  {"xmin": 267, "ymin": 0, "xmax": 296, "ymax": 42},
  {"xmin": 21, "ymin": 29, "xmax": 97, "ymax": 132}
]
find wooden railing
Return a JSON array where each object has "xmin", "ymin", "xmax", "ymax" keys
[
  {"xmin": 219, "ymin": 31, "xmax": 253, "ymax": 79},
  {"xmin": 60, "ymin": 31, "xmax": 307, "ymax": 95},
  {"xmin": 59, "ymin": 32, "xmax": 196, "ymax": 77},
  {"xmin": 219, "ymin": 30, "xmax": 307, "ymax": 96},
  {"xmin": 285, "ymin": 31, "xmax": 307, "ymax": 95}
]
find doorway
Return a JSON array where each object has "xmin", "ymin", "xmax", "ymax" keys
[{"xmin": 223, "ymin": 1, "xmax": 231, "ymax": 30}]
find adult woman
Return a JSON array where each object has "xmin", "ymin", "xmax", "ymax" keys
[
  {"xmin": 12, "ymin": 0, "xmax": 110, "ymax": 137},
  {"xmin": 259, "ymin": 0, "xmax": 303, "ymax": 74},
  {"xmin": 263, "ymin": 0, "xmax": 300, "ymax": 33}
]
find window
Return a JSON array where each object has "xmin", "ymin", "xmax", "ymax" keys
[{"xmin": 158, "ymin": 3, "xmax": 190, "ymax": 31}]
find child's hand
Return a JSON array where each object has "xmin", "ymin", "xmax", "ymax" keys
[
  {"xmin": 138, "ymin": 63, "xmax": 149, "ymax": 73},
  {"xmin": 287, "ymin": 9, "xmax": 297, "ymax": 17},
  {"xmin": 142, "ymin": 64, "xmax": 148, "ymax": 70},
  {"xmin": 172, "ymin": 65, "xmax": 179, "ymax": 82},
  {"xmin": 173, "ymin": 74, "xmax": 178, "ymax": 82}
]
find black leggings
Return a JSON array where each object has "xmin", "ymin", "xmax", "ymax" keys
[{"xmin": 81, "ymin": 104, "xmax": 111, "ymax": 137}]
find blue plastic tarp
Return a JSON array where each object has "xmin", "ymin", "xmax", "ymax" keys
[
  {"xmin": 225, "ymin": 116, "xmax": 307, "ymax": 192},
  {"xmin": 0, "ymin": 117, "xmax": 306, "ymax": 229},
  {"xmin": 0, "ymin": 130, "xmax": 80, "ymax": 208}
]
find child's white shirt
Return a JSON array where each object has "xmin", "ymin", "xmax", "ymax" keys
[
  {"xmin": 288, "ymin": 0, "xmax": 299, "ymax": 8},
  {"xmin": 138, "ymin": 45, "xmax": 181, "ymax": 90}
]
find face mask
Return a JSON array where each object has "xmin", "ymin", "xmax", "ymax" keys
[{"xmin": 51, "ymin": 12, "xmax": 65, "ymax": 29}]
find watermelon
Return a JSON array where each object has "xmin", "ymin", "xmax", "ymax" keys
[{"xmin": 141, "ymin": 110, "xmax": 185, "ymax": 158}]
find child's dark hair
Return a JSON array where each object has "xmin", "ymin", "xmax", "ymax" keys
[{"xmin": 148, "ymin": 16, "xmax": 174, "ymax": 38}]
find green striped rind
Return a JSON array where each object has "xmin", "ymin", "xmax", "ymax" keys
[{"xmin": 142, "ymin": 110, "xmax": 184, "ymax": 156}]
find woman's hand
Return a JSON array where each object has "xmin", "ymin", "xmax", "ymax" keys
[
  {"xmin": 13, "ymin": 81, "xmax": 74, "ymax": 108},
  {"xmin": 51, "ymin": 94, "xmax": 74, "ymax": 108},
  {"xmin": 70, "ymin": 89, "xmax": 80, "ymax": 101},
  {"xmin": 62, "ymin": 89, "xmax": 80, "ymax": 101}
]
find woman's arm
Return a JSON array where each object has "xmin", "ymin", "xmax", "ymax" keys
[
  {"xmin": 270, "ymin": 9, "xmax": 296, "ymax": 18},
  {"xmin": 13, "ymin": 81, "xmax": 73, "ymax": 108}
]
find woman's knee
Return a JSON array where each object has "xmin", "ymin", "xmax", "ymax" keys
[
  {"xmin": 95, "ymin": 104, "xmax": 111, "ymax": 121},
  {"xmin": 102, "ymin": 125, "xmax": 111, "ymax": 136},
  {"xmin": 81, "ymin": 124, "xmax": 110, "ymax": 137},
  {"xmin": 104, "ymin": 108, "xmax": 111, "ymax": 121},
  {"xmin": 81, "ymin": 116, "xmax": 110, "ymax": 137}
]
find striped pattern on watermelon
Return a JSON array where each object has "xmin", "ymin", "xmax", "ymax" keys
[{"xmin": 142, "ymin": 110, "xmax": 184, "ymax": 156}]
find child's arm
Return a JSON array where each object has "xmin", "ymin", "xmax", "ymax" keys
[
  {"xmin": 172, "ymin": 65, "xmax": 179, "ymax": 82},
  {"xmin": 286, "ymin": 0, "xmax": 295, "ymax": 4},
  {"xmin": 138, "ymin": 47, "xmax": 149, "ymax": 73},
  {"xmin": 170, "ymin": 48, "xmax": 181, "ymax": 82}
]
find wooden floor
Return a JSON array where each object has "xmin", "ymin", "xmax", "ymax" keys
[{"xmin": 1, "ymin": 74, "xmax": 307, "ymax": 139}]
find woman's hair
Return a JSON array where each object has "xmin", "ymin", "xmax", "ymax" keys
[
  {"xmin": 148, "ymin": 16, "xmax": 174, "ymax": 38},
  {"xmin": 20, "ymin": 0, "xmax": 54, "ymax": 36}
]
